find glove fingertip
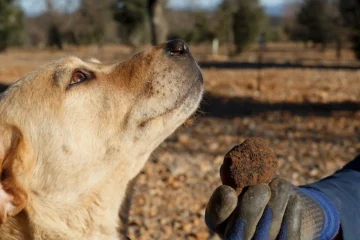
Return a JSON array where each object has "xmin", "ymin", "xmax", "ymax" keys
[{"xmin": 206, "ymin": 185, "xmax": 238, "ymax": 232}]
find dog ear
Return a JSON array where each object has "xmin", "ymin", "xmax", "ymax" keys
[{"xmin": 0, "ymin": 126, "xmax": 28, "ymax": 224}]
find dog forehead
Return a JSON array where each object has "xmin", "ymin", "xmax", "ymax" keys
[
  {"xmin": 50, "ymin": 56, "xmax": 98, "ymax": 70},
  {"xmin": 56, "ymin": 56, "xmax": 84, "ymax": 68},
  {"xmin": 87, "ymin": 58, "xmax": 101, "ymax": 64},
  {"xmin": 59, "ymin": 56, "xmax": 111, "ymax": 72},
  {"xmin": 47, "ymin": 57, "xmax": 108, "ymax": 78}
]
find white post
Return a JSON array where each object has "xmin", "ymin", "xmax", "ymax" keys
[{"xmin": 212, "ymin": 38, "xmax": 219, "ymax": 55}]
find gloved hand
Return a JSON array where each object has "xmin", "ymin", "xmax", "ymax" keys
[{"xmin": 205, "ymin": 178, "xmax": 340, "ymax": 240}]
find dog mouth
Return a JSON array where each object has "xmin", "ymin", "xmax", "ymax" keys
[
  {"xmin": 172, "ymin": 72, "xmax": 203, "ymax": 109},
  {"xmin": 138, "ymin": 72, "xmax": 203, "ymax": 127}
]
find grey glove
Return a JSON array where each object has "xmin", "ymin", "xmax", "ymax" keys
[{"xmin": 205, "ymin": 178, "xmax": 340, "ymax": 240}]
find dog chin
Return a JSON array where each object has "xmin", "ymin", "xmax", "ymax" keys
[
  {"xmin": 181, "ymin": 81, "xmax": 203, "ymax": 116},
  {"xmin": 154, "ymin": 80, "xmax": 202, "ymax": 124},
  {"xmin": 138, "ymin": 70, "xmax": 203, "ymax": 127}
]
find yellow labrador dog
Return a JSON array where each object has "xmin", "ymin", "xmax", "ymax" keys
[{"xmin": 0, "ymin": 40, "xmax": 203, "ymax": 239}]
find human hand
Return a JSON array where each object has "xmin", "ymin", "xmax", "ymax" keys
[{"xmin": 205, "ymin": 177, "xmax": 340, "ymax": 240}]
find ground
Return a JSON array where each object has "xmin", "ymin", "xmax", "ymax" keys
[{"xmin": 1, "ymin": 43, "xmax": 359, "ymax": 239}]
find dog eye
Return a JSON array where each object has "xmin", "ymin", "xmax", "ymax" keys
[
  {"xmin": 68, "ymin": 70, "xmax": 95, "ymax": 89},
  {"xmin": 70, "ymin": 71, "xmax": 87, "ymax": 86}
]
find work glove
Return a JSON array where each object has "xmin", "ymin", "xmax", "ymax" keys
[{"xmin": 205, "ymin": 177, "xmax": 340, "ymax": 240}]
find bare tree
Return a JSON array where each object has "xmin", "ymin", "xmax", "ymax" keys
[{"xmin": 148, "ymin": 0, "xmax": 168, "ymax": 45}]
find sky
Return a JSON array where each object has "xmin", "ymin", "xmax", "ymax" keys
[
  {"xmin": 19, "ymin": 0, "xmax": 285, "ymax": 16},
  {"xmin": 168, "ymin": 0, "xmax": 285, "ymax": 10}
]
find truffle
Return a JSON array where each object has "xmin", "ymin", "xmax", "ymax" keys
[{"xmin": 220, "ymin": 138, "xmax": 277, "ymax": 194}]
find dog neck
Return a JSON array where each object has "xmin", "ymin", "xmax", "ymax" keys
[{"xmin": 0, "ymin": 166, "xmax": 136, "ymax": 240}]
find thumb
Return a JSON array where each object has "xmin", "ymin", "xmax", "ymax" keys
[{"xmin": 205, "ymin": 185, "xmax": 238, "ymax": 236}]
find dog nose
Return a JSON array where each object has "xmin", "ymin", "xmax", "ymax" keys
[{"xmin": 166, "ymin": 39, "xmax": 189, "ymax": 56}]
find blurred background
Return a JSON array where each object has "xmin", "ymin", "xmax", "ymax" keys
[{"xmin": 1, "ymin": 0, "xmax": 360, "ymax": 239}]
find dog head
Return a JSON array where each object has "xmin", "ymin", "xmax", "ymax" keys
[{"xmin": 0, "ymin": 40, "xmax": 203, "ymax": 224}]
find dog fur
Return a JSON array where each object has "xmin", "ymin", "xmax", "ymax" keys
[{"xmin": 0, "ymin": 42, "xmax": 203, "ymax": 239}]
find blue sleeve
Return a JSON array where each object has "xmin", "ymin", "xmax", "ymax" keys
[{"xmin": 304, "ymin": 155, "xmax": 360, "ymax": 240}]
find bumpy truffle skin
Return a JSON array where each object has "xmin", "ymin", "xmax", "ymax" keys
[{"xmin": 220, "ymin": 138, "xmax": 277, "ymax": 194}]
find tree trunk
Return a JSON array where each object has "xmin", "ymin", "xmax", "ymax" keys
[
  {"xmin": 45, "ymin": 0, "xmax": 63, "ymax": 50},
  {"xmin": 148, "ymin": 0, "xmax": 168, "ymax": 45}
]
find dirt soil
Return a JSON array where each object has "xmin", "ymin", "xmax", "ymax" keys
[{"xmin": 1, "ymin": 45, "xmax": 360, "ymax": 239}]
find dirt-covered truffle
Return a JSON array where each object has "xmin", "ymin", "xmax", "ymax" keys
[{"xmin": 220, "ymin": 138, "xmax": 277, "ymax": 194}]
